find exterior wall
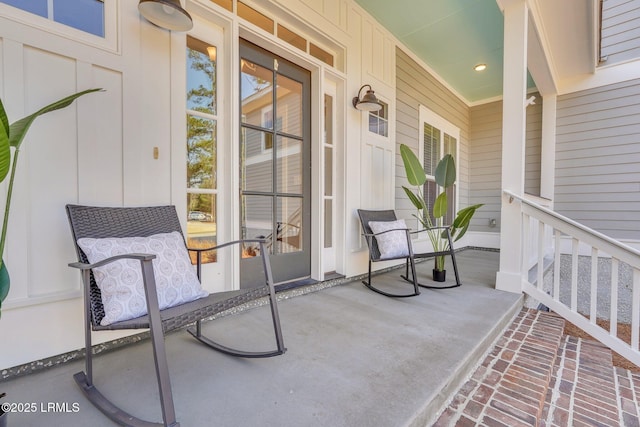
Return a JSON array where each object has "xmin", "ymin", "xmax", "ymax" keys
[
  {"xmin": 555, "ymin": 78, "xmax": 640, "ymax": 241},
  {"xmin": 469, "ymin": 101, "xmax": 502, "ymax": 233},
  {"xmin": 0, "ymin": 1, "xmax": 172, "ymax": 369},
  {"xmin": 601, "ymin": 0, "xmax": 640, "ymax": 65},
  {"xmin": 0, "ymin": 0, "xmax": 412, "ymax": 369},
  {"xmin": 395, "ymin": 48, "xmax": 470, "ymax": 235},
  {"xmin": 525, "ymin": 95, "xmax": 542, "ymax": 197},
  {"xmin": 468, "ymin": 95, "xmax": 542, "ymax": 233}
]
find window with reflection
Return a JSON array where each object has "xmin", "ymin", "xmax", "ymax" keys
[
  {"xmin": 368, "ymin": 101, "xmax": 388, "ymax": 137},
  {"xmin": 0, "ymin": 0, "xmax": 105, "ymax": 37},
  {"xmin": 186, "ymin": 36, "xmax": 218, "ymax": 263},
  {"xmin": 240, "ymin": 55, "xmax": 305, "ymax": 257}
]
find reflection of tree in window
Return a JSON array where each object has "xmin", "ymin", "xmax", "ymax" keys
[{"xmin": 186, "ymin": 36, "xmax": 218, "ymax": 263}]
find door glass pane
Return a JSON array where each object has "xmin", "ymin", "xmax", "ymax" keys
[
  {"xmin": 276, "ymin": 136, "xmax": 302, "ymax": 194},
  {"xmin": 186, "ymin": 194, "xmax": 217, "ymax": 263},
  {"xmin": 186, "ymin": 36, "xmax": 218, "ymax": 265},
  {"xmin": 324, "ymin": 199, "xmax": 332, "ymax": 248},
  {"xmin": 241, "ymin": 59, "xmax": 273, "ymax": 127},
  {"xmin": 241, "ymin": 128, "xmax": 273, "ymax": 192},
  {"xmin": 276, "ymin": 74, "xmax": 302, "ymax": 136},
  {"xmin": 187, "ymin": 36, "xmax": 217, "ymax": 115},
  {"xmin": 187, "ymin": 116, "xmax": 216, "ymax": 189},
  {"xmin": 276, "ymin": 197, "xmax": 302, "ymax": 254},
  {"xmin": 241, "ymin": 195, "xmax": 272, "ymax": 256},
  {"xmin": 324, "ymin": 94, "xmax": 333, "ymax": 145},
  {"xmin": 324, "ymin": 146, "xmax": 333, "ymax": 197}
]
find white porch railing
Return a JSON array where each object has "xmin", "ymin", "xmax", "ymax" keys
[{"xmin": 504, "ymin": 189, "xmax": 640, "ymax": 367}]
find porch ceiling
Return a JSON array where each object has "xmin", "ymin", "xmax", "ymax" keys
[{"xmin": 355, "ymin": 0, "xmax": 595, "ymax": 103}]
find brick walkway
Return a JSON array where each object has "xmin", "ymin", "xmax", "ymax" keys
[{"xmin": 433, "ymin": 308, "xmax": 640, "ymax": 427}]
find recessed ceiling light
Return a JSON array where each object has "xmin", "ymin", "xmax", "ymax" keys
[{"xmin": 474, "ymin": 63, "xmax": 487, "ymax": 72}]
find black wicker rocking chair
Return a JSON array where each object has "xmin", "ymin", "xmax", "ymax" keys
[
  {"xmin": 357, "ymin": 209, "xmax": 461, "ymax": 298},
  {"xmin": 66, "ymin": 204, "xmax": 286, "ymax": 427}
]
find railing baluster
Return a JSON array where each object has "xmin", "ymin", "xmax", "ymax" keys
[
  {"xmin": 537, "ymin": 220, "xmax": 545, "ymax": 290},
  {"xmin": 633, "ymin": 268, "xmax": 640, "ymax": 351},
  {"xmin": 610, "ymin": 258, "xmax": 618, "ymax": 338},
  {"xmin": 505, "ymin": 189, "xmax": 640, "ymax": 368},
  {"xmin": 522, "ymin": 213, "xmax": 530, "ymax": 274},
  {"xmin": 554, "ymin": 230, "xmax": 561, "ymax": 301},
  {"xmin": 571, "ymin": 238, "xmax": 579, "ymax": 311},
  {"xmin": 590, "ymin": 247, "xmax": 598, "ymax": 325}
]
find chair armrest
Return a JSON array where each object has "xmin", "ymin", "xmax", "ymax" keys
[
  {"xmin": 69, "ymin": 253, "xmax": 162, "ymax": 328},
  {"xmin": 187, "ymin": 238, "xmax": 268, "ymax": 253},
  {"xmin": 68, "ymin": 253, "xmax": 156, "ymax": 270},
  {"xmin": 188, "ymin": 239, "xmax": 275, "ymax": 288}
]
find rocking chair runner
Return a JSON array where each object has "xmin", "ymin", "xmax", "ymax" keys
[
  {"xmin": 66, "ymin": 204, "xmax": 286, "ymax": 427},
  {"xmin": 357, "ymin": 209, "xmax": 461, "ymax": 298}
]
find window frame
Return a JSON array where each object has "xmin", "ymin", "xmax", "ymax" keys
[
  {"xmin": 417, "ymin": 105, "xmax": 460, "ymax": 226},
  {"xmin": 186, "ymin": 33, "xmax": 221, "ymax": 264},
  {"xmin": 0, "ymin": 0, "xmax": 117, "ymax": 52},
  {"xmin": 367, "ymin": 99, "xmax": 389, "ymax": 138}
]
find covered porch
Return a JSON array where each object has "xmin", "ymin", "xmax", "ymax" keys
[{"xmin": 0, "ymin": 250, "xmax": 522, "ymax": 426}]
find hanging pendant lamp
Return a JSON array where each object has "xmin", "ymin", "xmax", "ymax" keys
[{"xmin": 138, "ymin": 0, "xmax": 194, "ymax": 32}]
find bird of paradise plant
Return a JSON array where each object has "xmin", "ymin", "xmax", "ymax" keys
[
  {"xmin": 0, "ymin": 89, "xmax": 101, "ymax": 317},
  {"xmin": 400, "ymin": 143, "xmax": 483, "ymax": 273}
]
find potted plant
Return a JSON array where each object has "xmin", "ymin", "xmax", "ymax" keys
[
  {"xmin": 400, "ymin": 143, "xmax": 483, "ymax": 281},
  {"xmin": 0, "ymin": 89, "xmax": 101, "ymax": 317}
]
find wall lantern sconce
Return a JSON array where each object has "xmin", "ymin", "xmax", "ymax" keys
[
  {"xmin": 352, "ymin": 84, "xmax": 383, "ymax": 112},
  {"xmin": 138, "ymin": 0, "xmax": 194, "ymax": 32}
]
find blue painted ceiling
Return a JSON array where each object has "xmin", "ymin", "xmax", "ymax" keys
[{"xmin": 355, "ymin": 0, "xmax": 507, "ymax": 103}]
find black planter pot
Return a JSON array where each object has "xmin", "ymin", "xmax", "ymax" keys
[{"xmin": 433, "ymin": 269, "xmax": 446, "ymax": 282}]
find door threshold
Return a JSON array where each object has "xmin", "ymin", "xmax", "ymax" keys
[{"xmin": 274, "ymin": 277, "xmax": 318, "ymax": 292}]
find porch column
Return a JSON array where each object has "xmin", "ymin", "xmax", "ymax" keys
[
  {"xmin": 496, "ymin": 0, "xmax": 528, "ymax": 293},
  {"xmin": 540, "ymin": 94, "xmax": 557, "ymax": 201}
]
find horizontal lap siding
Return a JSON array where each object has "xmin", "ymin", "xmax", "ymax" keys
[
  {"xmin": 470, "ymin": 101, "xmax": 502, "ymax": 232},
  {"xmin": 526, "ymin": 95, "xmax": 542, "ymax": 197},
  {"xmin": 469, "ymin": 95, "xmax": 542, "ymax": 232},
  {"xmin": 601, "ymin": 0, "xmax": 640, "ymax": 64},
  {"xmin": 395, "ymin": 48, "xmax": 470, "ymax": 231},
  {"xmin": 556, "ymin": 78, "xmax": 640, "ymax": 240}
]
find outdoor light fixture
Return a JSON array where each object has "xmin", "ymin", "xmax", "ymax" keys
[
  {"xmin": 474, "ymin": 63, "xmax": 487, "ymax": 71},
  {"xmin": 352, "ymin": 84, "xmax": 383, "ymax": 112},
  {"xmin": 138, "ymin": 0, "xmax": 193, "ymax": 32}
]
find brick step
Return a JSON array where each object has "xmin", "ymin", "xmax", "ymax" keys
[
  {"xmin": 541, "ymin": 335, "xmax": 640, "ymax": 426},
  {"xmin": 433, "ymin": 309, "xmax": 566, "ymax": 426},
  {"xmin": 434, "ymin": 308, "xmax": 640, "ymax": 427}
]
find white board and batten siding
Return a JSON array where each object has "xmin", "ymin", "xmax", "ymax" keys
[
  {"xmin": 555, "ymin": 78, "xmax": 640, "ymax": 241},
  {"xmin": 0, "ymin": 2, "xmax": 174, "ymax": 369},
  {"xmin": 0, "ymin": 0, "xmax": 409, "ymax": 368}
]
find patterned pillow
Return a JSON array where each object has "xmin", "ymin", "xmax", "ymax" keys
[
  {"xmin": 77, "ymin": 231, "xmax": 208, "ymax": 326},
  {"xmin": 368, "ymin": 219, "xmax": 410, "ymax": 260}
]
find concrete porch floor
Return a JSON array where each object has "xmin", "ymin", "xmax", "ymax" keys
[{"xmin": 0, "ymin": 249, "xmax": 522, "ymax": 426}]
